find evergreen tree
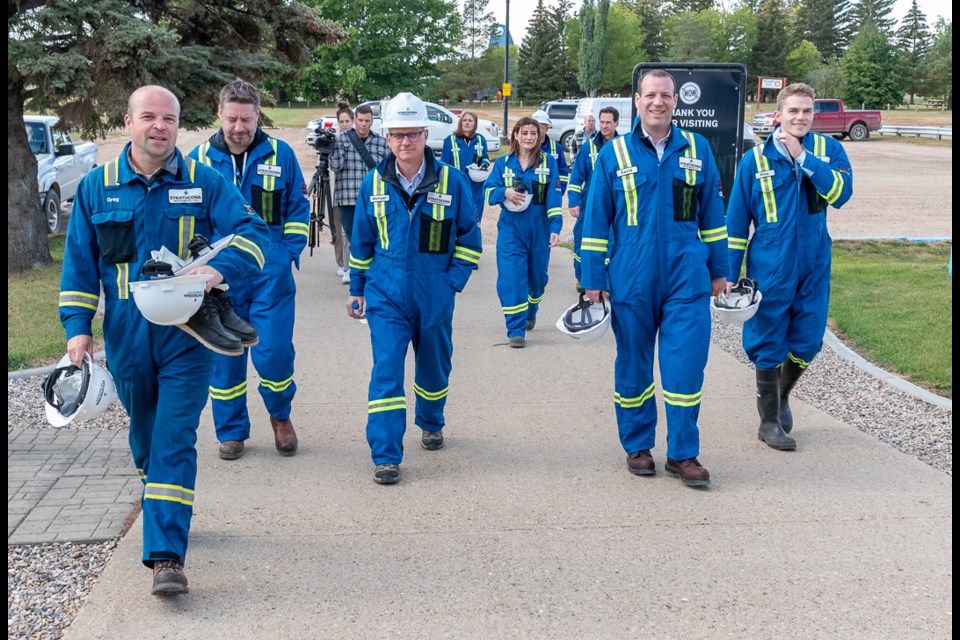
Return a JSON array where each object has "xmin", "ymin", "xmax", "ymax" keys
[
  {"xmin": 847, "ymin": 0, "xmax": 897, "ymax": 37},
  {"xmin": 663, "ymin": 11, "xmax": 716, "ymax": 62},
  {"xmin": 462, "ymin": 0, "xmax": 497, "ymax": 62},
  {"xmin": 894, "ymin": 0, "xmax": 931, "ymax": 104},
  {"xmin": 633, "ymin": 0, "xmax": 666, "ymax": 63},
  {"xmin": 751, "ymin": 0, "xmax": 793, "ymax": 93},
  {"xmin": 552, "ymin": 0, "xmax": 581, "ymax": 97},
  {"xmin": 517, "ymin": 0, "xmax": 565, "ymax": 101},
  {"xmin": 841, "ymin": 21, "xmax": 905, "ymax": 108},
  {"xmin": 793, "ymin": 0, "xmax": 852, "ymax": 61},
  {"xmin": 923, "ymin": 19, "xmax": 952, "ymax": 108},
  {"xmin": 8, "ymin": 0, "xmax": 340, "ymax": 271}
]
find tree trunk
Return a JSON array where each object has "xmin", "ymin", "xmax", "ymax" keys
[{"xmin": 8, "ymin": 68, "xmax": 52, "ymax": 272}]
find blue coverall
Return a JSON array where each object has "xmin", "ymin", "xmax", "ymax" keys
[
  {"xmin": 581, "ymin": 121, "xmax": 728, "ymax": 461},
  {"xmin": 440, "ymin": 133, "xmax": 489, "ymax": 223},
  {"xmin": 60, "ymin": 146, "xmax": 269, "ymax": 567},
  {"xmin": 190, "ymin": 132, "xmax": 309, "ymax": 443},
  {"xmin": 568, "ymin": 130, "xmax": 618, "ymax": 283},
  {"xmin": 349, "ymin": 153, "xmax": 482, "ymax": 465},
  {"xmin": 484, "ymin": 152, "xmax": 563, "ymax": 338},
  {"xmin": 541, "ymin": 138, "xmax": 569, "ymax": 195},
  {"xmin": 726, "ymin": 129, "xmax": 853, "ymax": 370}
]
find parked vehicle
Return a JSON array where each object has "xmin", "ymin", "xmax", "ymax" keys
[
  {"xmin": 752, "ymin": 99, "xmax": 882, "ymax": 141},
  {"xmin": 539, "ymin": 99, "xmax": 582, "ymax": 154},
  {"xmin": 355, "ymin": 99, "xmax": 501, "ymax": 154},
  {"xmin": 24, "ymin": 115, "xmax": 98, "ymax": 234}
]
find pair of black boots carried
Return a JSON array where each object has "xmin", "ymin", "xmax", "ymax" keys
[{"xmin": 140, "ymin": 235, "xmax": 258, "ymax": 356}]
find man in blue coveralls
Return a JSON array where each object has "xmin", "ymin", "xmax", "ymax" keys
[
  {"xmin": 725, "ymin": 82, "xmax": 853, "ymax": 451},
  {"xmin": 346, "ymin": 93, "xmax": 482, "ymax": 485},
  {"xmin": 581, "ymin": 70, "xmax": 728, "ymax": 488},
  {"xmin": 60, "ymin": 85, "xmax": 269, "ymax": 595},
  {"xmin": 190, "ymin": 79, "xmax": 310, "ymax": 461}
]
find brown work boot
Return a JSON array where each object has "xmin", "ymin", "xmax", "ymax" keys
[
  {"xmin": 664, "ymin": 457, "xmax": 711, "ymax": 487},
  {"xmin": 270, "ymin": 417, "xmax": 298, "ymax": 456},
  {"xmin": 151, "ymin": 560, "xmax": 189, "ymax": 596},
  {"xmin": 218, "ymin": 440, "xmax": 244, "ymax": 460},
  {"xmin": 626, "ymin": 450, "xmax": 655, "ymax": 476}
]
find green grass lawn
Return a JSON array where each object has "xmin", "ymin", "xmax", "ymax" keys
[
  {"xmin": 829, "ymin": 240, "xmax": 952, "ymax": 397},
  {"xmin": 8, "ymin": 237, "xmax": 103, "ymax": 370}
]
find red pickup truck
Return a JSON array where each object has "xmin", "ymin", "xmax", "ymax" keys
[{"xmin": 752, "ymin": 99, "xmax": 882, "ymax": 142}]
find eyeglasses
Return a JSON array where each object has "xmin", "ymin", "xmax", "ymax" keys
[{"xmin": 389, "ymin": 130, "xmax": 426, "ymax": 142}]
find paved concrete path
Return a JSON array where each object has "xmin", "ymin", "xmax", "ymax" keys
[
  {"xmin": 8, "ymin": 427, "xmax": 141, "ymax": 544},
  {"xmin": 58, "ymin": 239, "xmax": 951, "ymax": 640}
]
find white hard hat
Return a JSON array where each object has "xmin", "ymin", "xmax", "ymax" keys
[
  {"xmin": 43, "ymin": 353, "xmax": 118, "ymax": 427},
  {"xmin": 532, "ymin": 110, "xmax": 552, "ymax": 127},
  {"xmin": 502, "ymin": 182, "xmax": 532, "ymax": 212},
  {"xmin": 381, "ymin": 93, "xmax": 432, "ymax": 131},
  {"xmin": 712, "ymin": 277, "xmax": 762, "ymax": 323},
  {"xmin": 467, "ymin": 163, "xmax": 492, "ymax": 183},
  {"xmin": 555, "ymin": 292, "xmax": 611, "ymax": 343},
  {"xmin": 130, "ymin": 273, "xmax": 212, "ymax": 325}
]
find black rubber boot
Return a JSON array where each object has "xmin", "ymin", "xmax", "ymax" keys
[
  {"xmin": 756, "ymin": 368, "xmax": 797, "ymax": 451},
  {"xmin": 779, "ymin": 359, "xmax": 806, "ymax": 435}
]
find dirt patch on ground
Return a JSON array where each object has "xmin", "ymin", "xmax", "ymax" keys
[{"xmin": 92, "ymin": 129, "xmax": 952, "ymax": 242}]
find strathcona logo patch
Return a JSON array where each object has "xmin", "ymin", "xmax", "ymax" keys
[{"xmin": 168, "ymin": 188, "xmax": 203, "ymax": 204}]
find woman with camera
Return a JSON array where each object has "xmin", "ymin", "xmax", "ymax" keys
[
  {"xmin": 482, "ymin": 117, "xmax": 563, "ymax": 348},
  {"xmin": 440, "ymin": 110, "xmax": 490, "ymax": 223}
]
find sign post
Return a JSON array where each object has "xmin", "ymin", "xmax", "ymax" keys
[{"xmin": 632, "ymin": 63, "xmax": 748, "ymax": 207}]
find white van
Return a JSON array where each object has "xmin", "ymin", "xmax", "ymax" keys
[
  {"xmin": 355, "ymin": 99, "xmax": 501, "ymax": 154},
  {"xmin": 574, "ymin": 97, "xmax": 634, "ymax": 145}
]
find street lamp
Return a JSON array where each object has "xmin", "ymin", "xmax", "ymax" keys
[{"xmin": 502, "ymin": 0, "xmax": 510, "ymax": 144}]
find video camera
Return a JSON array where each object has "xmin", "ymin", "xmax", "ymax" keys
[{"xmin": 311, "ymin": 126, "xmax": 337, "ymax": 156}]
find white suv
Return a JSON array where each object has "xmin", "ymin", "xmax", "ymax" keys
[
  {"xmin": 540, "ymin": 99, "xmax": 582, "ymax": 154},
  {"xmin": 356, "ymin": 99, "xmax": 501, "ymax": 154}
]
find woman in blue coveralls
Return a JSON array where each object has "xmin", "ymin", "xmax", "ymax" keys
[
  {"xmin": 483, "ymin": 117, "xmax": 563, "ymax": 348},
  {"xmin": 441, "ymin": 110, "xmax": 490, "ymax": 223}
]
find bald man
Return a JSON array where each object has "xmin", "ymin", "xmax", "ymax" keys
[{"xmin": 59, "ymin": 85, "xmax": 270, "ymax": 596}]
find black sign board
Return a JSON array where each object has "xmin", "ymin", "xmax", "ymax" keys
[{"xmin": 632, "ymin": 63, "xmax": 747, "ymax": 207}]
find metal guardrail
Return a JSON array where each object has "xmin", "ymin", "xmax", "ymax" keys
[{"xmin": 877, "ymin": 125, "xmax": 952, "ymax": 139}]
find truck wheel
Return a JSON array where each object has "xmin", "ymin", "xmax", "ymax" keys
[
  {"xmin": 43, "ymin": 190, "xmax": 63, "ymax": 234},
  {"xmin": 848, "ymin": 123, "xmax": 869, "ymax": 141},
  {"xmin": 560, "ymin": 131, "xmax": 575, "ymax": 155}
]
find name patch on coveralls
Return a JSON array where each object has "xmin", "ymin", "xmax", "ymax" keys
[
  {"xmin": 755, "ymin": 169, "xmax": 776, "ymax": 179},
  {"xmin": 168, "ymin": 188, "xmax": 203, "ymax": 204},
  {"xmin": 370, "ymin": 195, "xmax": 390, "ymax": 203},
  {"xmin": 257, "ymin": 164, "xmax": 282, "ymax": 178},
  {"xmin": 534, "ymin": 168, "xmax": 551, "ymax": 176},
  {"xmin": 678, "ymin": 157, "xmax": 702, "ymax": 172},
  {"xmin": 616, "ymin": 166, "xmax": 637, "ymax": 178},
  {"xmin": 426, "ymin": 193, "xmax": 453, "ymax": 207}
]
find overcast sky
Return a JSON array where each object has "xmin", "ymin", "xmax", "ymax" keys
[{"xmin": 485, "ymin": 0, "xmax": 952, "ymax": 45}]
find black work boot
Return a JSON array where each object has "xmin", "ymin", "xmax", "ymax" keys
[
  {"xmin": 176, "ymin": 295, "xmax": 243, "ymax": 356},
  {"xmin": 756, "ymin": 368, "xmax": 797, "ymax": 451},
  {"xmin": 779, "ymin": 359, "xmax": 806, "ymax": 434},
  {"xmin": 209, "ymin": 288, "xmax": 259, "ymax": 347}
]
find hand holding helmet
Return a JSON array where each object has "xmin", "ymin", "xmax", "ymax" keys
[
  {"xmin": 555, "ymin": 290, "xmax": 611, "ymax": 342},
  {"xmin": 43, "ymin": 353, "xmax": 118, "ymax": 426},
  {"xmin": 503, "ymin": 182, "xmax": 532, "ymax": 212},
  {"xmin": 712, "ymin": 277, "xmax": 762, "ymax": 323}
]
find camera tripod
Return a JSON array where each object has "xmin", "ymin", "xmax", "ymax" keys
[{"xmin": 307, "ymin": 154, "xmax": 334, "ymax": 257}]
